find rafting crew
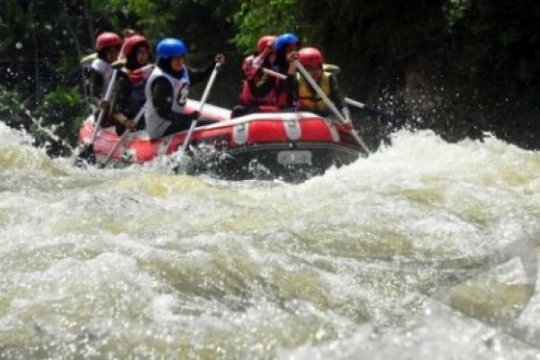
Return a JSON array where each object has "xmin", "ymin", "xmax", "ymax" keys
[
  {"xmin": 80, "ymin": 29, "xmax": 355, "ymax": 141},
  {"xmin": 110, "ymin": 34, "xmax": 153, "ymax": 135},
  {"xmin": 144, "ymin": 38, "xmax": 225, "ymax": 140},
  {"xmin": 296, "ymin": 47, "xmax": 353, "ymax": 128}
]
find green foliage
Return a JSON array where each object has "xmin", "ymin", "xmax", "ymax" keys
[
  {"xmin": 444, "ymin": 0, "xmax": 470, "ymax": 28},
  {"xmin": 0, "ymin": 85, "xmax": 30, "ymax": 130},
  {"xmin": 91, "ymin": 0, "xmax": 172, "ymax": 39},
  {"xmin": 0, "ymin": 0, "xmax": 538, "ymax": 152},
  {"xmin": 36, "ymin": 87, "xmax": 89, "ymax": 134},
  {"xmin": 232, "ymin": 0, "xmax": 300, "ymax": 52},
  {"xmin": 0, "ymin": 1, "xmax": 31, "ymax": 51},
  {"xmin": 32, "ymin": 86, "xmax": 90, "ymax": 155}
]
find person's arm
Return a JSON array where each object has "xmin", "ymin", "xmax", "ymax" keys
[
  {"xmin": 112, "ymin": 73, "xmax": 131, "ymax": 114},
  {"xmin": 111, "ymin": 73, "xmax": 136, "ymax": 129},
  {"xmin": 151, "ymin": 77, "xmax": 197, "ymax": 122},
  {"xmin": 187, "ymin": 62, "xmax": 215, "ymax": 85},
  {"xmin": 329, "ymin": 74, "xmax": 352, "ymax": 127},
  {"xmin": 286, "ymin": 51, "xmax": 299, "ymax": 75},
  {"xmin": 187, "ymin": 54, "xmax": 225, "ymax": 85},
  {"xmin": 281, "ymin": 73, "xmax": 298, "ymax": 107}
]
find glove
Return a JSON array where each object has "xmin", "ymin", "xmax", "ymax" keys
[
  {"xmin": 286, "ymin": 51, "xmax": 299, "ymax": 63},
  {"xmin": 98, "ymin": 99, "xmax": 110, "ymax": 111},
  {"xmin": 242, "ymin": 56, "xmax": 257, "ymax": 79},
  {"xmin": 124, "ymin": 119, "xmax": 137, "ymax": 130},
  {"xmin": 214, "ymin": 53, "xmax": 226, "ymax": 66},
  {"xmin": 343, "ymin": 118, "xmax": 353, "ymax": 130}
]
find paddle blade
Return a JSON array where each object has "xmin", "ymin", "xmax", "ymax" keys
[{"xmin": 74, "ymin": 143, "xmax": 96, "ymax": 167}]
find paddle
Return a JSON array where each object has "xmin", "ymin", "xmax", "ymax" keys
[
  {"xmin": 261, "ymin": 66, "xmax": 403, "ymax": 131},
  {"xmin": 304, "ymin": 62, "xmax": 405, "ymax": 128},
  {"xmin": 345, "ymin": 97, "xmax": 405, "ymax": 128},
  {"xmin": 245, "ymin": 46, "xmax": 273, "ymax": 79},
  {"xmin": 98, "ymin": 105, "xmax": 146, "ymax": 168},
  {"xmin": 76, "ymin": 61, "xmax": 123, "ymax": 163},
  {"xmin": 294, "ymin": 60, "xmax": 371, "ymax": 154},
  {"xmin": 262, "ymin": 67, "xmax": 287, "ymax": 80},
  {"xmin": 174, "ymin": 62, "xmax": 221, "ymax": 171}
]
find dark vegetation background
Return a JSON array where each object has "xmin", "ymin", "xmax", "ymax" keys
[{"xmin": 0, "ymin": 0, "xmax": 538, "ymax": 155}]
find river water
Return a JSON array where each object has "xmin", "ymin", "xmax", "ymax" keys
[{"xmin": 0, "ymin": 122, "xmax": 539, "ymax": 359}]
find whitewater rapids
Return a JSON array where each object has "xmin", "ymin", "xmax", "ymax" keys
[{"xmin": 0, "ymin": 122, "xmax": 539, "ymax": 359}]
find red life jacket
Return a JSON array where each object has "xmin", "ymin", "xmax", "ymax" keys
[
  {"xmin": 240, "ymin": 73, "xmax": 279, "ymax": 107},
  {"xmin": 239, "ymin": 52, "xmax": 294, "ymax": 110}
]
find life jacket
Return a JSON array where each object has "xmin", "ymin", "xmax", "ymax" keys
[
  {"xmin": 89, "ymin": 58, "xmax": 114, "ymax": 99},
  {"xmin": 240, "ymin": 76, "xmax": 279, "ymax": 108},
  {"xmin": 239, "ymin": 54, "xmax": 280, "ymax": 108},
  {"xmin": 144, "ymin": 65, "xmax": 190, "ymax": 139},
  {"xmin": 122, "ymin": 64, "xmax": 153, "ymax": 118},
  {"xmin": 297, "ymin": 71, "xmax": 331, "ymax": 112}
]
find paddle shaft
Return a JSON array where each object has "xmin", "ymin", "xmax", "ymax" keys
[
  {"xmin": 263, "ymin": 68, "xmax": 387, "ymax": 119},
  {"xmin": 345, "ymin": 97, "xmax": 369, "ymax": 110},
  {"xmin": 262, "ymin": 68, "xmax": 287, "ymax": 80},
  {"xmin": 89, "ymin": 68, "xmax": 119, "ymax": 145},
  {"xmin": 294, "ymin": 60, "xmax": 370, "ymax": 154},
  {"xmin": 345, "ymin": 97, "xmax": 394, "ymax": 119},
  {"xmin": 178, "ymin": 62, "xmax": 221, "ymax": 156}
]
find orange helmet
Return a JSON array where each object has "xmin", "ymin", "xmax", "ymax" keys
[
  {"xmin": 95, "ymin": 32, "xmax": 122, "ymax": 51},
  {"xmin": 257, "ymin": 35, "xmax": 276, "ymax": 54},
  {"xmin": 121, "ymin": 34, "xmax": 148, "ymax": 58},
  {"xmin": 298, "ymin": 47, "xmax": 324, "ymax": 68}
]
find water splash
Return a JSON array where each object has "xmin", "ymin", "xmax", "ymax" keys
[{"xmin": 0, "ymin": 127, "xmax": 539, "ymax": 358}]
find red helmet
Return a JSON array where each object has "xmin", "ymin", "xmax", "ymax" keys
[
  {"xmin": 121, "ymin": 34, "xmax": 148, "ymax": 58},
  {"xmin": 257, "ymin": 35, "xmax": 276, "ymax": 54},
  {"xmin": 298, "ymin": 47, "xmax": 324, "ymax": 68},
  {"xmin": 95, "ymin": 32, "xmax": 122, "ymax": 51}
]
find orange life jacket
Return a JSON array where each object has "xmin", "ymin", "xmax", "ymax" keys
[{"xmin": 297, "ymin": 71, "xmax": 331, "ymax": 112}]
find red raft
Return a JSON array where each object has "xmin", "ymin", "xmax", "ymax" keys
[{"xmin": 78, "ymin": 99, "xmax": 367, "ymax": 181}]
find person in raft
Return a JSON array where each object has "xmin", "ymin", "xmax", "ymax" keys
[
  {"xmin": 270, "ymin": 32, "xmax": 301, "ymax": 111},
  {"xmin": 144, "ymin": 38, "xmax": 225, "ymax": 140},
  {"xmin": 230, "ymin": 35, "xmax": 278, "ymax": 118},
  {"xmin": 296, "ymin": 47, "xmax": 353, "ymax": 128},
  {"xmin": 82, "ymin": 32, "xmax": 123, "ymax": 128},
  {"xmin": 86, "ymin": 32, "xmax": 122, "ymax": 105},
  {"xmin": 110, "ymin": 34, "xmax": 153, "ymax": 134}
]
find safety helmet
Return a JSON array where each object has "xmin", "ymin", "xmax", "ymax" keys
[
  {"xmin": 156, "ymin": 38, "xmax": 188, "ymax": 59},
  {"xmin": 274, "ymin": 33, "xmax": 299, "ymax": 52},
  {"xmin": 257, "ymin": 35, "xmax": 276, "ymax": 54},
  {"xmin": 95, "ymin": 32, "xmax": 122, "ymax": 51},
  {"xmin": 298, "ymin": 47, "xmax": 324, "ymax": 68},
  {"xmin": 122, "ymin": 34, "xmax": 148, "ymax": 58}
]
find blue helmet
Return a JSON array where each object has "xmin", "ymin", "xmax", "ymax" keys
[
  {"xmin": 274, "ymin": 33, "xmax": 299, "ymax": 52},
  {"xmin": 156, "ymin": 38, "xmax": 188, "ymax": 59}
]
